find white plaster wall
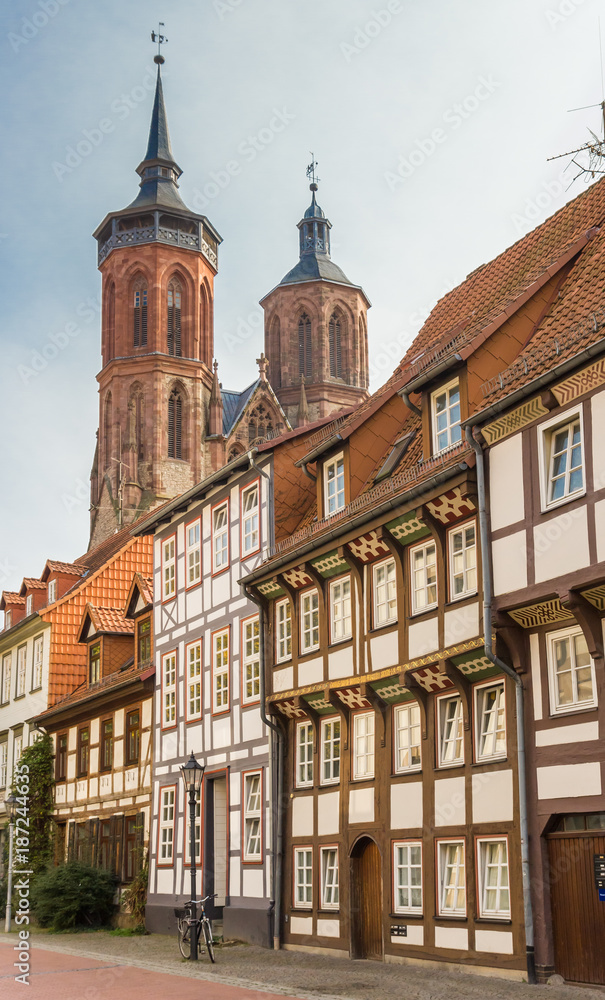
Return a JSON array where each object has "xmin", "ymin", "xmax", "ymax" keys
[
  {"xmin": 492, "ymin": 531, "xmax": 527, "ymax": 596},
  {"xmin": 591, "ymin": 390, "xmax": 605, "ymax": 488},
  {"xmin": 212, "ymin": 573, "xmax": 230, "ymax": 606},
  {"xmin": 290, "ymin": 916, "xmax": 313, "ymax": 935},
  {"xmin": 242, "ymin": 868, "xmax": 264, "ymax": 898},
  {"xmin": 298, "ymin": 656, "xmax": 324, "ymax": 685},
  {"xmin": 408, "ymin": 617, "xmax": 439, "ymax": 659},
  {"xmin": 490, "ymin": 434, "xmax": 525, "ymax": 530},
  {"xmin": 328, "ymin": 647, "xmax": 354, "ymax": 679},
  {"xmin": 471, "ymin": 769, "xmax": 513, "ymax": 823},
  {"xmin": 529, "ymin": 632, "xmax": 543, "ymax": 721},
  {"xmin": 317, "ymin": 791, "xmax": 340, "ymax": 836},
  {"xmin": 370, "ymin": 631, "xmax": 399, "ymax": 670},
  {"xmin": 292, "ymin": 796, "xmax": 314, "ymax": 837},
  {"xmin": 391, "ymin": 925, "xmax": 424, "ymax": 946},
  {"xmin": 156, "ymin": 869, "xmax": 174, "ymax": 895},
  {"xmin": 536, "ymin": 721, "xmax": 599, "ymax": 746},
  {"xmin": 537, "ymin": 762, "xmax": 602, "ymax": 799},
  {"xmin": 273, "ymin": 666, "xmax": 293, "ymax": 692},
  {"xmin": 390, "ymin": 782, "xmax": 423, "ymax": 829},
  {"xmin": 212, "ymin": 717, "xmax": 231, "ymax": 748},
  {"xmin": 185, "ymin": 587, "xmax": 203, "ymax": 618},
  {"xmin": 349, "ymin": 787, "xmax": 375, "ymax": 824},
  {"xmin": 443, "ymin": 602, "xmax": 479, "ymax": 647},
  {"xmin": 434, "ymin": 926, "xmax": 468, "ymax": 950},
  {"xmin": 229, "ymin": 862, "xmax": 241, "ymax": 897},
  {"xmin": 317, "ymin": 919, "xmax": 340, "ymax": 937},
  {"xmin": 475, "ymin": 929, "xmax": 514, "ymax": 954},
  {"xmin": 434, "ymin": 776, "xmax": 465, "ymax": 827},
  {"xmin": 242, "ymin": 710, "xmax": 264, "ymax": 743},
  {"xmin": 533, "ymin": 507, "xmax": 589, "ymax": 584},
  {"xmin": 595, "ymin": 499, "xmax": 605, "ymax": 562}
]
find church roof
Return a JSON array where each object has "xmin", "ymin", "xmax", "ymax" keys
[
  {"xmin": 279, "ymin": 255, "xmax": 354, "ymax": 287},
  {"xmin": 127, "ymin": 65, "xmax": 188, "ymax": 213},
  {"xmin": 221, "ymin": 380, "xmax": 259, "ymax": 435}
]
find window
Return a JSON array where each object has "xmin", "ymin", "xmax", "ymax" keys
[
  {"xmin": 438, "ymin": 694, "xmax": 464, "ymax": 767},
  {"xmin": 411, "ymin": 540, "xmax": 437, "ymax": 614},
  {"xmin": 186, "ymin": 518, "xmax": 201, "ymax": 586},
  {"xmin": 294, "ymin": 847, "xmax": 313, "ymax": 907},
  {"xmin": 162, "ymin": 535, "xmax": 176, "ymax": 599},
  {"xmin": 547, "ymin": 626, "xmax": 596, "ymax": 714},
  {"xmin": 432, "ymin": 379, "xmax": 461, "ymax": 454},
  {"xmin": 126, "ymin": 710, "xmax": 140, "ymax": 764},
  {"xmin": 168, "ymin": 388, "xmax": 183, "ymax": 459},
  {"xmin": 329, "ymin": 313, "xmax": 342, "ymax": 379},
  {"xmin": 186, "ymin": 641, "xmax": 202, "ymax": 721},
  {"xmin": 541, "ymin": 410, "xmax": 584, "ymax": 509},
  {"xmin": 330, "ymin": 577, "xmax": 351, "ymax": 643},
  {"xmin": 185, "ymin": 790, "xmax": 202, "ymax": 866},
  {"xmin": 393, "ymin": 841, "xmax": 423, "ymax": 915},
  {"xmin": 56, "ymin": 733, "xmax": 67, "ymax": 781},
  {"xmin": 162, "ymin": 651, "xmax": 177, "ymax": 728},
  {"xmin": 212, "ymin": 629, "xmax": 230, "ymax": 712},
  {"xmin": 373, "ymin": 558, "xmax": 397, "ymax": 626},
  {"xmin": 242, "ymin": 617, "xmax": 260, "ymax": 704},
  {"xmin": 212, "ymin": 502, "xmax": 229, "ymax": 573},
  {"xmin": 448, "ymin": 522, "xmax": 477, "ymax": 599},
  {"xmin": 89, "ymin": 642, "xmax": 101, "ymax": 685},
  {"xmin": 242, "ymin": 483, "xmax": 260, "ymax": 556},
  {"xmin": 321, "ymin": 718, "xmax": 340, "ymax": 785},
  {"xmin": 2, "ymin": 654, "xmax": 11, "ymax": 703},
  {"xmin": 394, "ymin": 703, "xmax": 421, "ymax": 772},
  {"xmin": 243, "ymin": 771, "xmax": 262, "ymax": 861},
  {"xmin": 300, "ymin": 590, "xmax": 320, "ymax": 653},
  {"xmin": 125, "ymin": 816, "xmax": 140, "ymax": 880},
  {"xmin": 167, "ymin": 281, "xmax": 182, "ymax": 356},
  {"xmin": 25, "ymin": 594, "xmax": 33, "ymax": 616},
  {"xmin": 138, "ymin": 619, "xmax": 151, "ymax": 664},
  {"xmin": 48, "ymin": 579, "xmax": 57, "ymax": 603},
  {"xmin": 477, "ymin": 838, "xmax": 510, "ymax": 918},
  {"xmin": 475, "ymin": 682, "xmax": 506, "ymax": 761},
  {"xmin": 353, "ymin": 711, "xmax": 375, "ymax": 780},
  {"xmin": 133, "ymin": 286, "xmax": 148, "ymax": 347},
  {"xmin": 276, "ymin": 599, "xmax": 292, "ymax": 662},
  {"xmin": 438, "ymin": 840, "xmax": 466, "ymax": 916},
  {"xmin": 324, "ymin": 454, "xmax": 345, "ymax": 515},
  {"xmin": 0, "ymin": 742, "xmax": 7, "ymax": 788},
  {"xmin": 13, "ymin": 733, "xmax": 23, "ymax": 769},
  {"xmin": 298, "ymin": 313, "xmax": 312, "ymax": 379},
  {"xmin": 321, "ymin": 847, "xmax": 339, "ymax": 909},
  {"xmin": 77, "ymin": 727, "xmax": 89, "ymax": 777},
  {"xmin": 101, "ymin": 719, "xmax": 113, "ymax": 770},
  {"xmin": 296, "ymin": 721, "xmax": 313, "ymax": 788},
  {"xmin": 32, "ymin": 635, "xmax": 43, "ymax": 689},
  {"xmin": 159, "ymin": 786, "xmax": 176, "ymax": 864},
  {"xmin": 5, "ymin": 611, "xmax": 11, "ymax": 629},
  {"xmin": 16, "ymin": 646, "xmax": 26, "ymax": 697}
]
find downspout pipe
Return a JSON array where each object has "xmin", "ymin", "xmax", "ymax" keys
[
  {"xmin": 465, "ymin": 424, "xmax": 536, "ymax": 985},
  {"xmin": 400, "ymin": 387, "xmax": 421, "ymax": 416}
]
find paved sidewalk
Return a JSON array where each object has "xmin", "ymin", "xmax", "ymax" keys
[{"xmin": 1, "ymin": 931, "xmax": 604, "ymax": 1000}]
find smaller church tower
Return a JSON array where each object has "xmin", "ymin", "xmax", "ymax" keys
[{"xmin": 261, "ymin": 171, "xmax": 370, "ymax": 426}]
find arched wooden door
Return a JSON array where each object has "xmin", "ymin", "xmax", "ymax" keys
[{"xmin": 351, "ymin": 837, "xmax": 383, "ymax": 960}]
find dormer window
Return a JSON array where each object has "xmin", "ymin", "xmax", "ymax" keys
[
  {"xmin": 90, "ymin": 642, "xmax": 101, "ymax": 685},
  {"xmin": 431, "ymin": 379, "xmax": 462, "ymax": 455},
  {"xmin": 5, "ymin": 611, "xmax": 12, "ymax": 630},
  {"xmin": 324, "ymin": 453, "xmax": 345, "ymax": 515},
  {"xmin": 47, "ymin": 579, "xmax": 57, "ymax": 604},
  {"xmin": 26, "ymin": 595, "xmax": 33, "ymax": 616}
]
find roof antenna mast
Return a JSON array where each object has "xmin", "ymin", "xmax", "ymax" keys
[{"xmin": 151, "ymin": 21, "xmax": 168, "ymax": 65}]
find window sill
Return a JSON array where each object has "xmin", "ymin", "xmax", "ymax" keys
[
  {"xmin": 549, "ymin": 703, "xmax": 598, "ymax": 718},
  {"xmin": 125, "ymin": 760, "xmax": 139, "ymax": 768},
  {"xmin": 274, "ymin": 659, "xmax": 293, "ymax": 668},
  {"xmin": 390, "ymin": 912, "xmax": 423, "ymax": 920},
  {"xmin": 300, "ymin": 648, "xmax": 320, "ymax": 658},
  {"xmin": 368, "ymin": 621, "xmax": 398, "ymax": 634},
  {"xmin": 409, "ymin": 605, "xmax": 438, "ymax": 620},
  {"xmin": 291, "ymin": 908, "xmax": 313, "ymax": 914},
  {"xmin": 474, "ymin": 916, "xmax": 512, "ymax": 924},
  {"xmin": 328, "ymin": 636, "xmax": 353, "ymax": 648},
  {"xmin": 435, "ymin": 760, "xmax": 465, "ymax": 771},
  {"xmin": 14, "ymin": 694, "xmax": 26, "ymax": 701},
  {"xmin": 473, "ymin": 755, "xmax": 507, "ymax": 766},
  {"xmin": 540, "ymin": 489, "xmax": 586, "ymax": 516},
  {"xmin": 434, "ymin": 914, "xmax": 467, "ymax": 922},
  {"xmin": 392, "ymin": 768, "xmax": 423, "ymax": 778},
  {"xmin": 446, "ymin": 592, "xmax": 478, "ymax": 607},
  {"xmin": 317, "ymin": 909, "xmax": 340, "ymax": 915}
]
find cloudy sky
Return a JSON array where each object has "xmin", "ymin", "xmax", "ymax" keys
[{"xmin": 0, "ymin": 0, "xmax": 602, "ymax": 597}]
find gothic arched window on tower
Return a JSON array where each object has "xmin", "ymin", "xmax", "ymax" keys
[
  {"xmin": 298, "ymin": 313, "xmax": 312, "ymax": 381},
  {"xmin": 133, "ymin": 284, "xmax": 148, "ymax": 348},
  {"xmin": 131, "ymin": 390, "xmax": 145, "ymax": 461},
  {"xmin": 329, "ymin": 313, "xmax": 342, "ymax": 379},
  {"xmin": 167, "ymin": 281, "xmax": 182, "ymax": 357},
  {"xmin": 104, "ymin": 392, "xmax": 113, "ymax": 471},
  {"xmin": 168, "ymin": 388, "xmax": 183, "ymax": 459}
]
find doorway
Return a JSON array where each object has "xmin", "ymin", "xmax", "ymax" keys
[
  {"xmin": 548, "ymin": 827, "xmax": 605, "ymax": 984},
  {"xmin": 350, "ymin": 837, "xmax": 383, "ymax": 960}
]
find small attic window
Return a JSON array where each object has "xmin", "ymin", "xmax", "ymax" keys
[
  {"xmin": 26, "ymin": 595, "xmax": 33, "ymax": 616},
  {"xmin": 375, "ymin": 431, "xmax": 417, "ymax": 483},
  {"xmin": 48, "ymin": 580, "xmax": 57, "ymax": 604},
  {"xmin": 5, "ymin": 611, "xmax": 12, "ymax": 629}
]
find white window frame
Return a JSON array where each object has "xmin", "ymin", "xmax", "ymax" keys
[
  {"xmin": 324, "ymin": 452, "xmax": 345, "ymax": 515},
  {"xmin": 300, "ymin": 589, "xmax": 320, "ymax": 653},
  {"xmin": 431, "ymin": 378, "xmax": 462, "ymax": 455},
  {"xmin": 320, "ymin": 717, "xmax": 341, "ymax": 785},
  {"xmin": 212, "ymin": 501, "xmax": 229, "ymax": 573},
  {"xmin": 32, "ymin": 635, "xmax": 44, "ymax": 690},
  {"xmin": 184, "ymin": 788, "xmax": 202, "ymax": 866},
  {"xmin": 47, "ymin": 579, "xmax": 57, "ymax": 604},
  {"xmin": 185, "ymin": 518, "xmax": 201, "ymax": 587},
  {"xmin": 162, "ymin": 535, "xmax": 176, "ymax": 600},
  {"xmin": 296, "ymin": 720, "xmax": 313, "ymax": 788},
  {"xmin": 437, "ymin": 693, "xmax": 464, "ymax": 767},
  {"xmin": 329, "ymin": 576, "xmax": 352, "ymax": 644},
  {"xmin": 212, "ymin": 628, "xmax": 230, "ymax": 713},
  {"xmin": 242, "ymin": 615, "xmax": 260, "ymax": 705},
  {"xmin": 241, "ymin": 482, "xmax": 260, "ymax": 557},
  {"xmin": 476, "ymin": 837, "xmax": 511, "ymax": 919},
  {"xmin": 320, "ymin": 846, "xmax": 340, "ymax": 910},
  {"xmin": 5, "ymin": 611, "xmax": 11, "ymax": 629},
  {"xmin": 158, "ymin": 785, "xmax": 176, "ymax": 865},
  {"xmin": 186, "ymin": 640, "xmax": 202, "ymax": 722},
  {"xmin": 25, "ymin": 595, "xmax": 33, "ymax": 616},
  {"xmin": 448, "ymin": 520, "xmax": 477, "ymax": 600},
  {"xmin": 475, "ymin": 680, "xmax": 506, "ymax": 761},
  {"xmin": 16, "ymin": 645, "xmax": 27, "ymax": 698},
  {"xmin": 276, "ymin": 598, "xmax": 292, "ymax": 663},
  {"xmin": 373, "ymin": 558, "xmax": 397, "ymax": 626},
  {"xmin": 243, "ymin": 770, "xmax": 263, "ymax": 862},
  {"xmin": 547, "ymin": 625, "xmax": 597, "ymax": 715},
  {"xmin": 294, "ymin": 847, "xmax": 313, "ymax": 908},
  {"xmin": 437, "ymin": 839, "xmax": 466, "ymax": 916},
  {"xmin": 410, "ymin": 539, "xmax": 437, "ymax": 614},
  {"xmin": 2, "ymin": 653, "xmax": 11, "ymax": 704},
  {"xmin": 394, "ymin": 702, "xmax": 422, "ymax": 773},
  {"xmin": 161, "ymin": 651, "xmax": 177, "ymax": 728},
  {"xmin": 393, "ymin": 841, "xmax": 423, "ymax": 916},
  {"xmin": 538, "ymin": 406, "xmax": 585, "ymax": 512},
  {"xmin": 13, "ymin": 733, "xmax": 23, "ymax": 770},
  {"xmin": 0, "ymin": 742, "xmax": 7, "ymax": 788},
  {"xmin": 353, "ymin": 711, "xmax": 375, "ymax": 780}
]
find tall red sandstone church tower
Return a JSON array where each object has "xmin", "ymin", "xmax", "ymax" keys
[{"xmin": 89, "ymin": 55, "xmax": 222, "ymax": 547}]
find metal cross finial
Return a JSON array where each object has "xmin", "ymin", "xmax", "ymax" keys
[
  {"xmin": 151, "ymin": 22, "xmax": 168, "ymax": 65},
  {"xmin": 306, "ymin": 154, "xmax": 320, "ymax": 191}
]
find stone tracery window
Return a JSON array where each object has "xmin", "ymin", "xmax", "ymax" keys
[
  {"xmin": 168, "ymin": 387, "xmax": 183, "ymax": 459},
  {"xmin": 133, "ymin": 278, "xmax": 148, "ymax": 348},
  {"xmin": 329, "ymin": 312, "xmax": 342, "ymax": 379},
  {"xmin": 167, "ymin": 280, "xmax": 182, "ymax": 357},
  {"xmin": 248, "ymin": 404, "xmax": 274, "ymax": 444},
  {"xmin": 298, "ymin": 313, "xmax": 312, "ymax": 380}
]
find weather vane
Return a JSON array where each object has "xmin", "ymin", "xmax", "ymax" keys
[
  {"xmin": 306, "ymin": 153, "xmax": 320, "ymax": 191},
  {"xmin": 151, "ymin": 22, "xmax": 168, "ymax": 65}
]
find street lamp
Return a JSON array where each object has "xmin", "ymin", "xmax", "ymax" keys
[
  {"xmin": 180, "ymin": 752, "xmax": 205, "ymax": 961},
  {"xmin": 4, "ymin": 793, "xmax": 18, "ymax": 933}
]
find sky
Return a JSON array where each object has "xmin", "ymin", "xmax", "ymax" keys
[{"xmin": 0, "ymin": 0, "xmax": 603, "ymax": 598}]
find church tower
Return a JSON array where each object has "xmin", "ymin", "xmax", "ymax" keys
[
  {"xmin": 261, "ymin": 176, "xmax": 370, "ymax": 426},
  {"xmin": 89, "ymin": 52, "xmax": 222, "ymax": 547}
]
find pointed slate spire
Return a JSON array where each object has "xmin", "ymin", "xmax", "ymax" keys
[
  {"xmin": 144, "ymin": 66, "xmax": 175, "ymax": 163},
  {"xmin": 128, "ymin": 61, "xmax": 188, "ymax": 211}
]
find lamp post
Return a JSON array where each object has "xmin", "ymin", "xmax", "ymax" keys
[
  {"xmin": 180, "ymin": 752, "xmax": 205, "ymax": 961},
  {"xmin": 4, "ymin": 793, "xmax": 18, "ymax": 933}
]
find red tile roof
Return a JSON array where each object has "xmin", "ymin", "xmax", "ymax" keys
[
  {"xmin": 78, "ymin": 604, "xmax": 135, "ymax": 642},
  {"xmin": 35, "ymin": 660, "xmax": 151, "ymax": 724},
  {"xmin": 0, "ymin": 592, "xmax": 26, "ymax": 609},
  {"xmin": 20, "ymin": 578, "xmax": 46, "ymax": 594}
]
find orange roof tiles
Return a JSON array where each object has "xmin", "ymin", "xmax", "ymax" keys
[
  {"xmin": 36, "ymin": 660, "xmax": 150, "ymax": 723},
  {"xmin": 1, "ymin": 592, "xmax": 26, "ymax": 608},
  {"xmin": 78, "ymin": 604, "xmax": 135, "ymax": 641},
  {"xmin": 20, "ymin": 578, "xmax": 46, "ymax": 594}
]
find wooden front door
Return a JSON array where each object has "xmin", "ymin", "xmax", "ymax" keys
[
  {"xmin": 548, "ymin": 833, "xmax": 605, "ymax": 985},
  {"xmin": 351, "ymin": 838, "xmax": 383, "ymax": 960}
]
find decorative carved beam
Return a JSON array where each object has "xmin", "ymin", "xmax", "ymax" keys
[
  {"xmin": 559, "ymin": 589, "xmax": 604, "ymax": 662},
  {"xmin": 438, "ymin": 658, "xmax": 472, "ymax": 732},
  {"xmin": 325, "ymin": 687, "xmax": 349, "ymax": 751},
  {"xmin": 415, "ymin": 503, "xmax": 446, "ymax": 550},
  {"xmin": 360, "ymin": 683, "xmax": 388, "ymax": 749},
  {"xmin": 494, "ymin": 612, "xmax": 527, "ymax": 674},
  {"xmin": 399, "ymin": 670, "xmax": 429, "ymax": 741}
]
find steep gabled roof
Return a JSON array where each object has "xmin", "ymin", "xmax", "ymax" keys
[{"xmin": 77, "ymin": 604, "xmax": 135, "ymax": 644}]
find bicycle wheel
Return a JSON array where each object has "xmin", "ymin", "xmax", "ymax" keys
[
  {"xmin": 202, "ymin": 919, "xmax": 215, "ymax": 963},
  {"xmin": 178, "ymin": 919, "xmax": 192, "ymax": 959}
]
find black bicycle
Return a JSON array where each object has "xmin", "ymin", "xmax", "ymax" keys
[{"xmin": 175, "ymin": 893, "xmax": 217, "ymax": 962}]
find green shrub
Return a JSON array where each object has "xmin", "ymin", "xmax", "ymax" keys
[{"xmin": 31, "ymin": 861, "xmax": 116, "ymax": 931}]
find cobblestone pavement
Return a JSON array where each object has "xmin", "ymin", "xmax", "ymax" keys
[{"xmin": 1, "ymin": 931, "xmax": 603, "ymax": 1000}]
